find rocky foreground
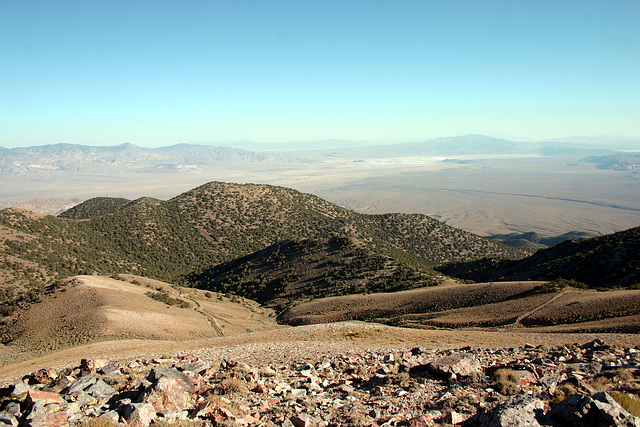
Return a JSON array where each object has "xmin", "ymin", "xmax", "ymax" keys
[{"xmin": 1, "ymin": 339, "xmax": 639, "ymax": 426}]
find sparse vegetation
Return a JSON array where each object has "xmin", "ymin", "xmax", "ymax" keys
[
  {"xmin": 492, "ymin": 368, "xmax": 520, "ymax": 395},
  {"xmin": 610, "ymin": 391, "xmax": 640, "ymax": 417},
  {"xmin": 551, "ymin": 383, "xmax": 577, "ymax": 403},
  {"xmin": 145, "ymin": 291, "xmax": 191, "ymax": 308},
  {"xmin": 76, "ymin": 418, "xmax": 120, "ymax": 427}
]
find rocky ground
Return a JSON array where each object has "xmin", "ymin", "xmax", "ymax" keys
[{"xmin": 0, "ymin": 338, "xmax": 639, "ymax": 426}]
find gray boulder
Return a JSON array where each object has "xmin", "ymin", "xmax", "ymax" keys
[
  {"xmin": 464, "ymin": 394, "xmax": 554, "ymax": 426},
  {"xmin": 549, "ymin": 392, "xmax": 640, "ymax": 427}
]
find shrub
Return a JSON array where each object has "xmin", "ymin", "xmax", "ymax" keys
[
  {"xmin": 216, "ymin": 377, "xmax": 246, "ymax": 394},
  {"xmin": 552, "ymin": 383, "xmax": 577, "ymax": 404},
  {"xmin": 145, "ymin": 291, "xmax": 190, "ymax": 308},
  {"xmin": 610, "ymin": 391, "xmax": 640, "ymax": 417},
  {"xmin": 493, "ymin": 368, "xmax": 520, "ymax": 395},
  {"xmin": 76, "ymin": 418, "xmax": 120, "ymax": 427}
]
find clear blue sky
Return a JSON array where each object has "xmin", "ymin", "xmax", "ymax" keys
[{"xmin": 1, "ymin": 0, "xmax": 639, "ymax": 147}]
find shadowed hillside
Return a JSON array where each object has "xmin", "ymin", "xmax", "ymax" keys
[
  {"xmin": 187, "ymin": 236, "xmax": 445, "ymax": 310},
  {"xmin": 438, "ymin": 227, "xmax": 640, "ymax": 289},
  {"xmin": 487, "ymin": 231, "xmax": 597, "ymax": 252}
]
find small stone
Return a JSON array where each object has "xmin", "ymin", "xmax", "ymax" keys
[
  {"xmin": 32, "ymin": 368, "xmax": 57, "ymax": 384},
  {"xmin": 140, "ymin": 367, "xmax": 195, "ymax": 412},
  {"xmin": 446, "ymin": 411, "xmax": 465, "ymax": 425},
  {"xmin": 0, "ymin": 412, "xmax": 18, "ymax": 427},
  {"xmin": 99, "ymin": 364, "xmax": 122, "ymax": 376},
  {"xmin": 429, "ymin": 355, "xmax": 481, "ymax": 379},
  {"xmin": 81, "ymin": 359, "xmax": 108, "ymax": 372},
  {"xmin": 86, "ymin": 379, "xmax": 117, "ymax": 399},
  {"xmin": 259, "ymin": 366, "xmax": 277, "ymax": 377},
  {"xmin": 290, "ymin": 413, "xmax": 319, "ymax": 427},
  {"xmin": 289, "ymin": 388, "xmax": 307, "ymax": 399}
]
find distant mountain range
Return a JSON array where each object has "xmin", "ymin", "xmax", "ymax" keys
[
  {"xmin": 259, "ymin": 134, "xmax": 626, "ymax": 159},
  {"xmin": 581, "ymin": 153, "xmax": 640, "ymax": 176},
  {"xmin": 1, "ymin": 135, "xmax": 634, "ymax": 177},
  {"xmin": 0, "ymin": 142, "xmax": 315, "ymax": 177}
]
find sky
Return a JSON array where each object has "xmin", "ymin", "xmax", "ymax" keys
[{"xmin": 1, "ymin": 0, "xmax": 639, "ymax": 148}]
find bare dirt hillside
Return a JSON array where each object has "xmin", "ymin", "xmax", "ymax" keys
[{"xmin": 0, "ymin": 275, "xmax": 276, "ymax": 365}]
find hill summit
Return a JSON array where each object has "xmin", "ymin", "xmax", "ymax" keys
[{"xmin": 0, "ymin": 181, "xmax": 523, "ymax": 315}]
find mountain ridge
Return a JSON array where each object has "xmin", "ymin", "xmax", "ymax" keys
[
  {"xmin": 438, "ymin": 226, "xmax": 640, "ymax": 289},
  {"xmin": 0, "ymin": 181, "xmax": 523, "ymax": 309}
]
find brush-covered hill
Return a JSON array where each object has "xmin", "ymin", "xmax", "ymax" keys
[
  {"xmin": 186, "ymin": 236, "xmax": 445, "ymax": 310},
  {"xmin": 57, "ymin": 196, "xmax": 163, "ymax": 220},
  {"xmin": 438, "ymin": 226, "xmax": 640, "ymax": 289},
  {"xmin": 57, "ymin": 197, "xmax": 131, "ymax": 219},
  {"xmin": 0, "ymin": 181, "xmax": 523, "ymax": 315}
]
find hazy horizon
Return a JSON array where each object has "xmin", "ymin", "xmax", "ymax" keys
[{"xmin": 2, "ymin": 132, "xmax": 640, "ymax": 150}]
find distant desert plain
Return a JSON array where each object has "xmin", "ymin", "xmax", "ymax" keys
[{"xmin": 1, "ymin": 135, "xmax": 638, "ymax": 238}]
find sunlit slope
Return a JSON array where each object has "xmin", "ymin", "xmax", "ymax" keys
[{"xmin": 0, "ymin": 275, "xmax": 275, "ymax": 364}]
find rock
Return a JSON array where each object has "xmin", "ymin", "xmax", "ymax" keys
[
  {"xmin": 446, "ymin": 411, "xmax": 466, "ymax": 425},
  {"xmin": 464, "ymin": 394, "xmax": 552, "ymax": 426},
  {"xmin": 2, "ymin": 403, "xmax": 20, "ymax": 418},
  {"xmin": 0, "ymin": 412, "xmax": 18, "ymax": 427},
  {"xmin": 81, "ymin": 358, "xmax": 108, "ymax": 372},
  {"xmin": 430, "ymin": 355, "xmax": 481, "ymax": 379},
  {"xmin": 85, "ymin": 379, "xmax": 117, "ymax": 399},
  {"xmin": 549, "ymin": 392, "xmax": 640, "ymax": 427},
  {"xmin": 176, "ymin": 360, "xmax": 209, "ymax": 375},
  {"xmin": 122, "ymin": 402, "xmax": 157, "ymax": 426},
  {"xmin": 259, "ymin": 366, "xmax": 277, "ymax": 377},
  {"xmin": 290, "ymin": 413, "xmax": 320, "ymax": 427},
  {"xmin": 581, "ymin": 339, "xmax": 610, "ymax": 352},
  {"xmin": 32, "ymin": 368, "xmax": 57, "ymax": 384},
  {"xmin": 99, "ymin": 364, "xmax": 122, "ymax": 376},
  {"xmin": 140, "ymin": 367, "xmax": 195, "ymax": 411},
  {"xmin": 66, "ymin": 375, "xmax": 97, "ymax": 395},
  {"xmin": 26, "ymin": 389, "xmax": 64, "ymax": 405},
  {"xmin": 10, "ymin": 381, "xmax": 30, "ymax": 400},
  {"xmin": 289, "ymin": 388, "xmax": 308, "ymax": 399}
]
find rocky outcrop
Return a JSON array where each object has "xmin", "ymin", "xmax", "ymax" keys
[{"xmin": 0, "ymin": 339, "xmax": 638, "ymax": 426}]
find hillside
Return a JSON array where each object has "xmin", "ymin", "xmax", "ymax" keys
[
  {"xmin": 0, "ymin": 182, "xmax": 523, "ymax": 286},
  {"xmin": 187, "ymin": 236, "xmax": 445, "ymax": 310},
  {"xmin": 280, "ymin": 281, "xmax": 640, "ymax": 333},
  {"xmin": 438, "ymin": 227, "xmax": 640, "ymax": 289},
  {"xmin": 487, "ymin": 231, "xmax": 597, "ymax": 252},
  {"xmin": 0, "ymin": 182, "xmax": 523, "ymax": 323},
  {"xmin": 0, "ymin": 275, "xmax": 276, "ymax": 365},
  {"xmin": 57, "ymin": 197, "xmax": 131, "ymax": 219}
]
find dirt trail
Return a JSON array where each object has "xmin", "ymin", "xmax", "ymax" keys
[{"xmin": 514, "ymin": 290, "xmax": 570, "ymax": 325}]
